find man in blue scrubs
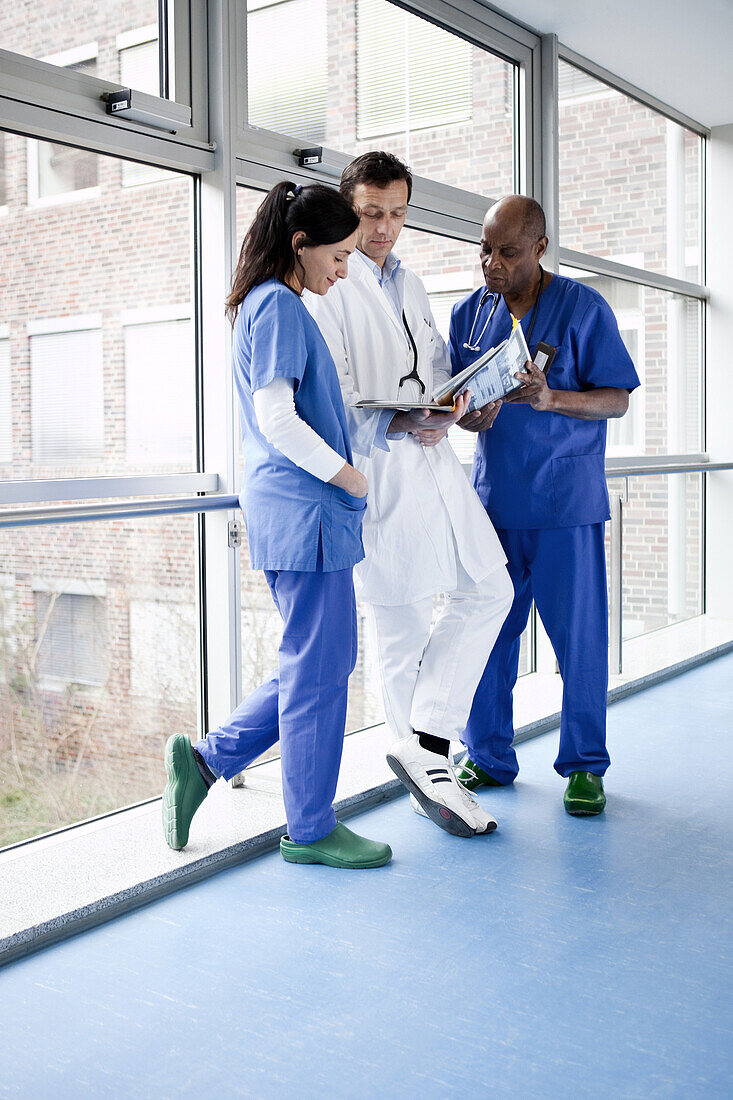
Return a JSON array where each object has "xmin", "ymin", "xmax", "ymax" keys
[{"xmin": 449, "ymin": 196, "xmax": 640, "ymax": 815}]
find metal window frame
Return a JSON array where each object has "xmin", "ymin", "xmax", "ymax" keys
[{"xmin": 0, "ymin": 0, "xmax": 213, "ymax": 172}]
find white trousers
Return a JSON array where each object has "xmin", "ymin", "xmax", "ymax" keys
[{"xmin": 366, "ymin": 560, "xmax": 513, "ymax": 743}]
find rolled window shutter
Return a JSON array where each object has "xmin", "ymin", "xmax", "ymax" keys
[
  {"xmin": 357, "ymin": 0, "xmax": 471, "ymax": 139},
  {"xmin": 247, "ymin": 0, "xmax": 327, "ymax": 141},
  {"xmin": 30, "ymin": 329, "xmax": 104, "ymax": 463}
]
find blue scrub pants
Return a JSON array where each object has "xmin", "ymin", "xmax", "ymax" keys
[
  {"xmin": 463, "ymin": 523, "xmax": 610, "ymax": 783},
  {"xmin": 196, "ymin": 563, "xmax": 357, "ymax": 845}
]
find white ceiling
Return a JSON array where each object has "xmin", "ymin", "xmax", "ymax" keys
[{"xmin": 490, "ymin": 0, "xmax": 733, "ymax": 128}]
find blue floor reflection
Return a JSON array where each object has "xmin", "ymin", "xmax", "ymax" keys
[{"xmin": 4, "ymin": 655, "xmax": 733, "ymax": 1098}]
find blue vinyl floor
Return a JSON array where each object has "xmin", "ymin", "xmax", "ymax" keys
[{"xmin": 3, "ymin": 654, "xmax": 733, "ymax": 1099}]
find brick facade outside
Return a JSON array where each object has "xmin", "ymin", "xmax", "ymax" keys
[{"xmin": 0, "ymin": 2, "xmax": 703, "ymax": 845}]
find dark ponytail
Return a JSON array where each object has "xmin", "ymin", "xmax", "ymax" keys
[{"xmin": 225, "ymin": 181, "xmax": 360, "ymax": 324}]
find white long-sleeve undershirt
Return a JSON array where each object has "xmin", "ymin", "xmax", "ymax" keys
[{"xmin": 252, "ymin": 377, "xmax": 346, "ymax": 483}]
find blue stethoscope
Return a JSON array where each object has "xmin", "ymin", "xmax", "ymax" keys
[{"xmin": 463, "ymin": 268, "xmax": 547, "ymax": 353}]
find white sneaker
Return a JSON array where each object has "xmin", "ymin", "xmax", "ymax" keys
[
  {"xmin": 410, "ymin": 793, "xmax": 428, "ymax": 818},
  {"xmin": 457, "ymin": 785, "xmax": 497, "ymax": 834},
  {"xmin": 410, "ymin": 790, "xmax": 497, "ymax": 834},
  {"xmin": 387, "ymin": 734, "xmax": 481, "ymax": 837}
]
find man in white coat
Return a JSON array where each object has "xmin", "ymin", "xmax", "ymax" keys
[{"xmin": 305, "ymin": 152, "xmax": 513, "ymax": 838}]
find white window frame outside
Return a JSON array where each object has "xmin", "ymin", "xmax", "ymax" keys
[
  {"xmin": 27, "ymin": 43, "xmax": 101, "ymax": 208},
  {"xmin": 122, "ymin": 305, "xmax": 195, "ymax": 467},
  {"xmin": 0, "ymin": 325, "xmax": 10, "ymax": 464},
  {"xmin": 32, "ymin": 578, "xmax": 108, "ymax": 691}
]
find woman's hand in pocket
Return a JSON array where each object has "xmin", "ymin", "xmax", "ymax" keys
[{"xmin": 329, "ymin": 462, "xmax": 368, "ymax": 498}]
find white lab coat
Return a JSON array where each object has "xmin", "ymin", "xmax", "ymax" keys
[{"xmin": 305, "ymin": 251, "xmax": 505, "ymax": 606}]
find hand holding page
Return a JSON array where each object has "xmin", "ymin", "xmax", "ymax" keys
[{"xmin": 432, "ymin": 324, "xmax": 532, "ymax": 412}]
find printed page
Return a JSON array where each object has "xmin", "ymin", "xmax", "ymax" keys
[{"xmin": 460, "ymin": 325, "xmax": 531, "ymax": 411}]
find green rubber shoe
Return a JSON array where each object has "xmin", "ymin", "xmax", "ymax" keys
[
  {"xmin": 564, "ymin": 770, "xmax": 606, "ymax": 816},
  {"xmin": 455, "ymin": 756, "xmax": 503, "ymax": 791},
  {"xmin": 280, "ymin": 822, "xmax": 392, "ymax": 869},
  {"xmin": 162, "ymin": 734, "xmax": 209, "ymax": 849}
]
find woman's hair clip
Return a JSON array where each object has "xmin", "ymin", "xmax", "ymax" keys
[{"xmin": 286, "ymin": 183, "xmax": 303, "ymax": 202}]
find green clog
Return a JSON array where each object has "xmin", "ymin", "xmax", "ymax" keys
[
  {"xmin": 564, "ymin": 770, "xmax": 606, "ymax": 816},
  {"xmin": 455, "ymin": 756, "xmax": 503, "ymax": 791},
  {"xmin": 162, "ymin": 734, "xmax": 209, "ymax": 849},
  {"xmin": 280, "ymin": 822, "xmax": 392, "ymax": 869}
]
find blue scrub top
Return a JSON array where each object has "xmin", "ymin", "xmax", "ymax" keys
[
  {"xmin": 233, "ymin": 278, "xmax": 366, "ymax": 572},
  {"xmin": 449, "ymin": 273, "xmax": 640, "ymax": 530}
]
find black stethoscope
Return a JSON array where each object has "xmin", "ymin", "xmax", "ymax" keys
[
  {"xmin": 463, "ymin": 267, "xmax": 547, "ymax": 354},
  {"xmin": 397, "ymin": 309, "xmax": 426, "ymax": 396}
]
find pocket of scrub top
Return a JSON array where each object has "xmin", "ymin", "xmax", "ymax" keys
[
  {"xmin": 551, "ymin": 453, "xmax": 610, "ymax": 526},
  {"xmin": 332, "ymin": 485, "xmax": 368, "ymax": 510}
]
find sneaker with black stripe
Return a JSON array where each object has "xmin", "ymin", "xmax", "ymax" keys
[{"xmin": 386, "ymin": 733, "xmax": 488, "ymax": 837}]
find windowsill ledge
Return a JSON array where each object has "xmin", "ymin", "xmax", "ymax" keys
[{"xmin": 1, "ymin": 613, "xmax": 731, "ymax": 968}]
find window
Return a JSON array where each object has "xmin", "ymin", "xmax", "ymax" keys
[
  {"xmin": 30, "ymin": 321, "xmax": 104, "ymax": 464},
  {"xmin": 356, "ymin": 0, "xmax": 471, "ymax": 138},
  {"xmin": 245, "ymin": 0, "xmax": 517, "ymax": 198},
  {"xmin": 124, "ymin": 312, "xmax": 195, "ymax": 466},
  {"xmin": 563, "ymin": 267, "xmax": 701, "ymax": 457},
  {"xmin": 558, "ymin": 60, "xmax": 702, "ymax": 282},
  {"xmin": 129, "ymin": 598, "xmax": 197, "ymax": 699},
  {"xmin": 2, "ymin": 129, "xmax": 194, "ymax": 481},
  {"xmin": 34, "ymin": 588, "xmax": 108, "ymax": 686},
  {"xmin": 613, "ymin": 473, "xmax": 703, "ymax": 639},
  {"xmin": 247, "ymin": 0, "xmax": 327, "ymax": 141},
  {"xmin": 30, "ymin": 52, "xmax": 99, "ymax": 202},
  {"xmin": 0, "ymin": 330, "xmax": 10, "ymax": 463},
  {"xmin": 0, "ymin": 515, "xmax": 200, "ymax": 845}
]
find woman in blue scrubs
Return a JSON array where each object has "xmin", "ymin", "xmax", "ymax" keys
[{"xmin": 162, "ymin": 182, "xmax": 392, "ymax": 869}]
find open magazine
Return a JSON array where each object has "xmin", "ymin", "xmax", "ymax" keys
[
  {"xmin": 355, "ymin": 324, "xmax": 532, "ymax": 413},
  {"xmin": 431, "ymin": 324, "xmax": 532, "ymax": 412}
]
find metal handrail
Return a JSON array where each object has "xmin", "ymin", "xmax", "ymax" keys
[
  {"xmin": 0, "ymin": 494, "xmax": 239, "ymax": 529},
  {"xmin": 606, "ymin": 460, "xmax": 733, "ymax": 478},
  {"xmin": 0, "ymin": 473, "xmax": 220, "ymax": 507}
]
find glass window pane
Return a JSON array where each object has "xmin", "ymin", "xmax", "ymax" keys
[
  {"xmin": 247, "ymin": 0, "xmax": 327, "ymax": 141},
  {"xmin": 0, "ymin": 11, "xmax": 173, "ymax": 100},
  {"xmin": 606, "ymin": 472, "xmax": 703, "ymax": 641},
  {"xmin": 246, "ymin": 0, "xmax": 516, "ymax": 198},
  {"xmin": 0, "ymin": 515, "xmax": 199, "ymax": 848},
  {"xmin": 120, "ymin": 39, "xmax": 170, "ymax": 187},
  {"xmin": 0, "ymin": 129, "xmax": 196, "ymax": 480},
  {"xmin": 558, "ymin": 60, "xmax": 702, "ymax": 282},
  {"xmin": 0, "ymin": 336, "xmax": 11, "ymax": 462},
  {"xmin": 562, "ymin": 267, "xmax": 701, "ymax": 456}
]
